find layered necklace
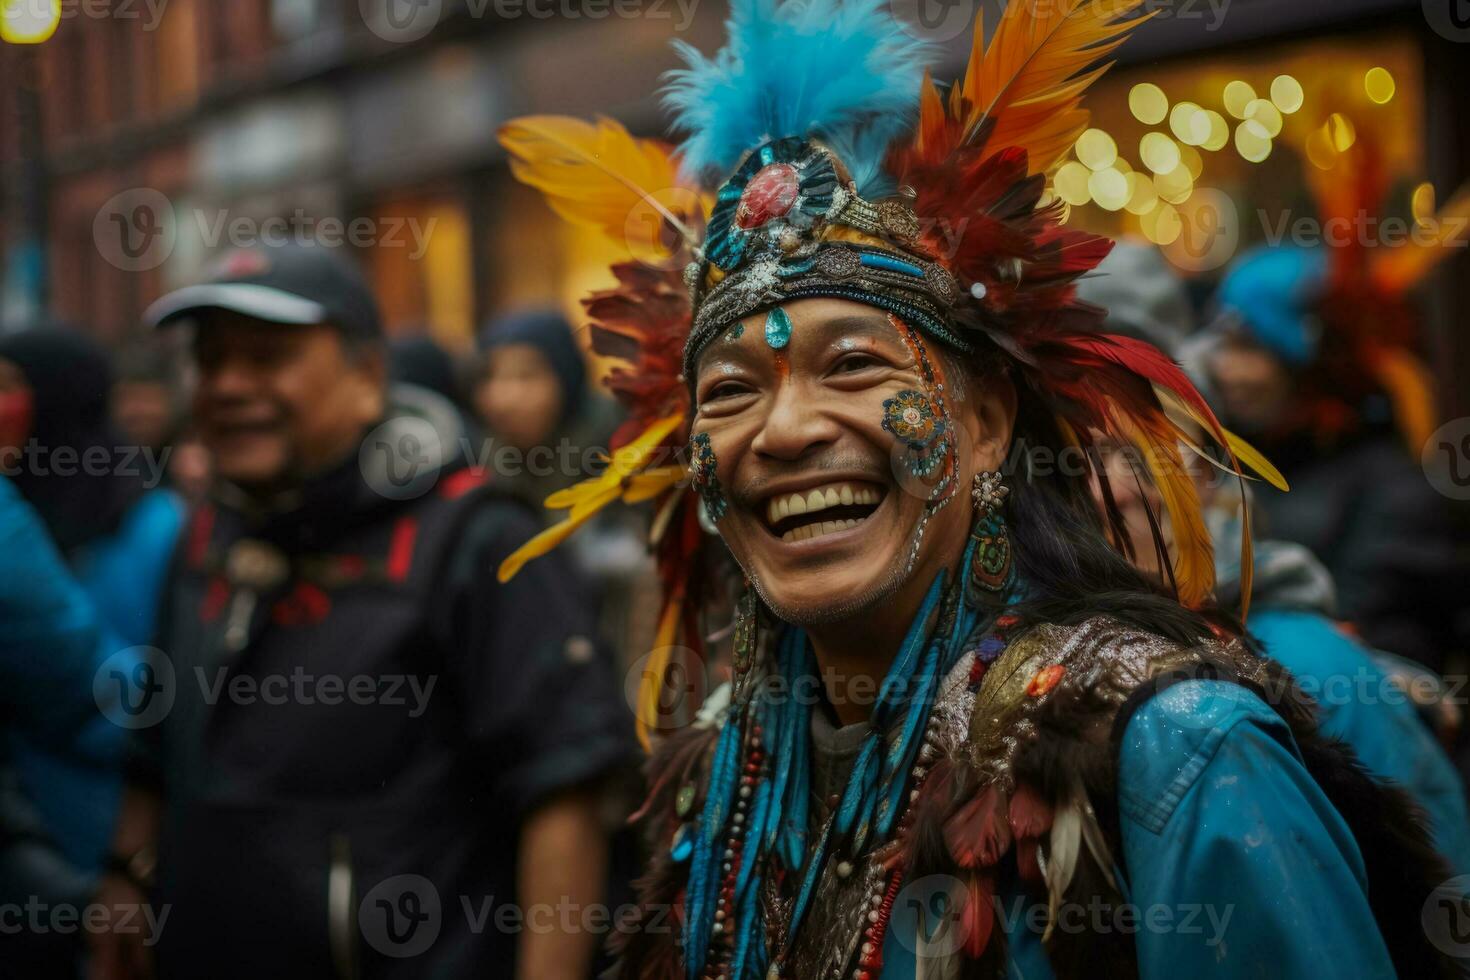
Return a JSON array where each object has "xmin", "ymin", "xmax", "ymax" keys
[{"xmin": 680, "ymin": 536, "xmax": 993, "ymax": 980}]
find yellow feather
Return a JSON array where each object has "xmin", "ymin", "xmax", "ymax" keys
[
  {"xmin": 1114, "ymin": 410, "xmax": 1213, "ymax": 607},
  {"xmin": 497, "ymin": 115, "xmax": 699, "ymax": 256},
  {"xmin": 498, "ymin": 413, "xmax": 686, "ymax": 582},
  {"xmin": 638, "ymin": 587, "xmax": 686, "ymax": 750}
]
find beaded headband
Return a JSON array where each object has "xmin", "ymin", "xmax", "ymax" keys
[{"xmin": 681, "ymin": 136, "xmax": 965, "ymax": 374}]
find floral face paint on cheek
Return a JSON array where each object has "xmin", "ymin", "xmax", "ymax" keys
[{"xmin": 689, "ymin": 431, "xmax": 728, "ymax": 522}]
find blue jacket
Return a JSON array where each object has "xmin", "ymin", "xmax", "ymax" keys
[
  {"xmin": 880, "ymin": 681, "xmax": 1399, "ymax": 979},
  {"xmin": 6, "ymin": 486, "xmax": 184, "ymax": 871}
]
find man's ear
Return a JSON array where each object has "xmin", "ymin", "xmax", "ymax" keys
[
  {"xmin": 958, "ymin": 373, "xmax": 1017, "ymax": 474},
  {"xmin": 347, "ymin": 342, "xmax": 388, "ymax": 421}
]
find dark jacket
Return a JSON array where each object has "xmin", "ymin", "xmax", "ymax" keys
[{"xmin": 132, "ymin": 398, "xmax": 634, "ymax": 979}]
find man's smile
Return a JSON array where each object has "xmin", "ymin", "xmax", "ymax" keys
[{"xmin": 756, "ymin": 478, "xmax": 888, "ymax": 543}]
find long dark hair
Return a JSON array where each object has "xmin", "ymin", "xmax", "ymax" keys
[{"xmin": 991, "ymin": 367, "xmax": 1235, "ymax": 646}]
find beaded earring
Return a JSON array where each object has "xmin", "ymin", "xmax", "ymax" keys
[{"xmin": 968, "ymin": 470, "xmax": 1017, "ymax": 598}]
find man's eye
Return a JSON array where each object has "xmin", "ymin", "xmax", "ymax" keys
[
  {"xmin": 833, "ymin": 353, "xmax": 883, "ymax": 374},
  {"xmin": 704, "ymin": 382, "xmax": 751, "ymax": 401}
]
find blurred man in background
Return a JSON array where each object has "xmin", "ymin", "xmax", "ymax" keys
[
  {"xmin": 90, "ymin": 242, "xmax": 632, "ymax": 980},
  {"xmin": 1081, "ymin": 241, "xmax": 1470, "ymax": 871},
  {"xmin": 1188, "ymin": 244, "xmax": 1465, "ymax": 669}
]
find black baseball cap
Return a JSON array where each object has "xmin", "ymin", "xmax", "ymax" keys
[{"xmin": 143, "ymin": 241, "xmax": 383, "ymax": 340}]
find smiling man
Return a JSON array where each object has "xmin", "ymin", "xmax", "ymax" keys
[
  {"xmin": 495, "ymin": 1, "xmax": 1461, "ymax": 978},
  {"xmin": 89, "ymin": 242, "xmax": 632, "ymax": 980}
]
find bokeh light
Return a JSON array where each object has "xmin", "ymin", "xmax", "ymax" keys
[
  {"xmin": 1327, "ymin": 112, "xmax": 1357, "ymax": 151},
  {"xmin": 1076, "ymin": 129, "xmax": 1118, "ymax": 170},
  {"xmin": 1412, "ymin": 182, "xmax": 1435, "ymax": 225},
  {"xmin": 1201, "ymin": 111, "xmax": 1230, "ymax": 151},
  {"xmin": 1129, "ymin": 83, "xmax": 1169, "ymax": 125},
  {"xmin": 1054, "ymin": 161, "xmax": 1093, "ymax": 206},
  {"xmin": 1223, "ymin": 81, "xmax": 1256, "ymax": 119},
  {"xmin": 1141, "ymin": 201, "xmax": 1183, "ymax": 245},
  {"xmin": 1154, "ymin": 164, "xmax": 1194, "ymax": 205},
  {"xmin": 1270, "ymin": 74, "xmax": 1304, "ymax": 114},
  {"xmin": 1124, "ymin": 172, "xmax": 1159, "ymax": 215},
  {"xmin": 1089, "ymin": 167, "xmax": 1129, "ymax": 211},
  {"xmin": 1235, "ymin": 123, "xmax": 1273, "ymax": 162},
  {"xmin": 1170, "ymin": 102, "xmax": 1209, "ymax": 145},
  {"xmin": 1364, "ymin": 67, "xmax": 1396, "ymax": 104},
  {"xmin": 0, "ymin": 0, "xmax": 61, "ymax": 43},
  {"xmin": 1140, "ymin": 132, "xmax": 1182, "ymax": 174},
  {"xmin": 1245, "ymin": 99, "xmax": 1283, "ymax": 138}
]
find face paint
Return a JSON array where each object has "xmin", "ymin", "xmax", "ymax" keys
[
  {"xmin": 884, "ymin": 313, "xmax": 960, "ymax": 574},
  {"xmin": 689, "ymin": 431, "xmax": 728, "ymax": 522},
  {"xmin": 882, "ymin": 389, "xmax": 947, "ymax": 477}
]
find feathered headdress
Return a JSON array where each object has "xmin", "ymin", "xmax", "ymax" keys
[{"xmin": 497, "ymin": 0, "xmax": 1285, "ymax": 748}]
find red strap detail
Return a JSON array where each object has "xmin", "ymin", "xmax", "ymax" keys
[
  {"xmin": 199, "ymin": 577, "xmax": 229, "ymax": 622},
  {"xmin": 386, "ymin": 515, "xmax": 419, "ymax": 582},
  {"xmin": 335, "ymin": 554, "xmax": 367, "ymax": 578},
  {"xmin": 271, "ymin": 582, "xmax": 332, "ymax": 627},
  {"xmin": 186, "ymin": 505, "xmax": 216, "ymax": 568},
  {"xmin": 439, "ymin": 466, "xmax": 488, "ymax": 500}
]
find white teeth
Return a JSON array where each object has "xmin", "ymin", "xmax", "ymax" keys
[{"xmin": 765, "ymin": 481, "xmax": 885, "ymax": 525}]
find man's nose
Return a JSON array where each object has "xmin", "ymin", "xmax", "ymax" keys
[{"xmin": 749, "ymin": 380, "xmax": 841, "ymax": 460}]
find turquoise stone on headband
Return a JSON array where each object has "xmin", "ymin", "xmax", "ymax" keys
[{"xmin": 764, "ymin": 307, "xmax": 792, "ymax": 349}]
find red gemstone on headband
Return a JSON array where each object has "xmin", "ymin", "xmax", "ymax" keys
[{"xmin": 735, "ymin": 163, "xmax": 800, "ymax": 229}]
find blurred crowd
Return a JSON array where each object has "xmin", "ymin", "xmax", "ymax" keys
[{"xmin": 0, "ymin": 230, "xmax": 1467, "ymax": 979}]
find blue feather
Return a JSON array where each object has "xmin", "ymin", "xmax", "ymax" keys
[{"xmin": 662, "ymin": 0, "xmax": 934, "ymax": 187}]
